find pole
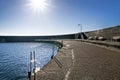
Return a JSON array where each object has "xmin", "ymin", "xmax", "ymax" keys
[
  {"xmin": 51, "ymin": 45, "xmax": 54, "ymax": 59},
  {"xmin": 33, "ymin": 51, "xmax": 36, "ymax": 80},
  {"xmin": 29, "ymin": 52, "xmax": 32, "ymax": 80},
  {"xmin": 78, "ymin": 24, "xmax": 82, "ymax": 41},
  {"xmin": 81, "ymin": 24, "xmax": 82, "ymax": 42}
]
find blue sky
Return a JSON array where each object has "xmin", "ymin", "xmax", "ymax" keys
[{"xmin": 0, "ymin": 0, "xmax": 120, "ymax": 36}]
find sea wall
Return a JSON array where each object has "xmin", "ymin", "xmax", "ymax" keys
[
  {"xmin": 85, "ymin": 25, "xmax": 120, "ymax": 41},
  {"xmin": 0, "ymin": 34, "xmax": 75, "ymax": 42}
]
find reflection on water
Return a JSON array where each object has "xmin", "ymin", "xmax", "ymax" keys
[{"xmin": 0, "ymin": 42, "xmax": 58, "ymax": 80}]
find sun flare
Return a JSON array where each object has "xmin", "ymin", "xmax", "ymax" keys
[{"xmin": 28, "ymin": 0, "xmax": 48, "ymax": 12}]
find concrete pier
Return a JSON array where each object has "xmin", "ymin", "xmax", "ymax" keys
[{"xmin": 34, "ymin": 40, "xmax": 120, "ymax": 80}]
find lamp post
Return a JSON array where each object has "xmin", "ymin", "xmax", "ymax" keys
[{"xmin": 78, "ymin": 24, "xmax": 82, "ymax": 41}]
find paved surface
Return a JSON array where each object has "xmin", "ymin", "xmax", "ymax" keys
[
  {"xmin": 83, "ymin": 40, "xmax": 120, "ymax": 50},
  {"xmin": 34, "ymin": 40, "xmax": 120, "ymax": 80}
]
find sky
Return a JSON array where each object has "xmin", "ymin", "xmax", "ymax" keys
[{"xmin": 0, "ymin": 0, "xmax": 120, "ymax": 36}]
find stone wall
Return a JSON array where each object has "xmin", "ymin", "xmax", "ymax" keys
[{"xmin": 85, "ymin": 25, "xmax": 120, "ymax": 40}]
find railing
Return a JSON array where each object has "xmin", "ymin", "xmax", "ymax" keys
[{"xmin": 28, "ymin": 43, "xmax": 63, "ymax": 80}]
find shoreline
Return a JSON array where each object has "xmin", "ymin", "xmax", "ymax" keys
[{"xmin": 32, "ymin": 40, "xmax": 73, "ymax": 80}]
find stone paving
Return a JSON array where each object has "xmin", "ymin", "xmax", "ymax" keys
[{"xmin": 33, "ymin": 40, "xmax": 120, "ymax": 80}]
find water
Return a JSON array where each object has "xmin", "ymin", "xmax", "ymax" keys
[{"xmin": 0, "ymin": 42, "xmax": 58, "ymax": 80}]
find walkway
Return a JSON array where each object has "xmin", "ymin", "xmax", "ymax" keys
[{"xmin": 35, "ymin": 40, "xmax": 120, "ymax": 80}]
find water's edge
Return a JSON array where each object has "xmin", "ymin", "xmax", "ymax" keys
[
  {"xmin": 0, "ymin": 40, "xmax": 63, "ymax": 80},
  {"xmin": 30, "ymin": 40, "xmax": 63, "ymax": 79}
]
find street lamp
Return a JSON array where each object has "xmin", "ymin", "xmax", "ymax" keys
[{"xmin": 78, "ymin": 24, "xmax": 82, "ymax": 41}]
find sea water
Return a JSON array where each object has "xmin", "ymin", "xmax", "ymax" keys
[{"xmin": 0, "ymin": 42, "xmax": 58, "ymax": 80}]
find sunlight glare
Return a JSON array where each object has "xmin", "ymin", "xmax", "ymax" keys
[{"xmin": 28, "ymin": 0, "xmax": 48, "ymax": 12}]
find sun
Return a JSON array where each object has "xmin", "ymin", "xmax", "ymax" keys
[{"xmin": 28, "ymin": 0, "xmax": 48, "ymax": 12}]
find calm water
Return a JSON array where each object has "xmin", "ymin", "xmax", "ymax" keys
[{"xmin": 0, "ymin": 42, "xmax": 58, "ymax": 80}]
